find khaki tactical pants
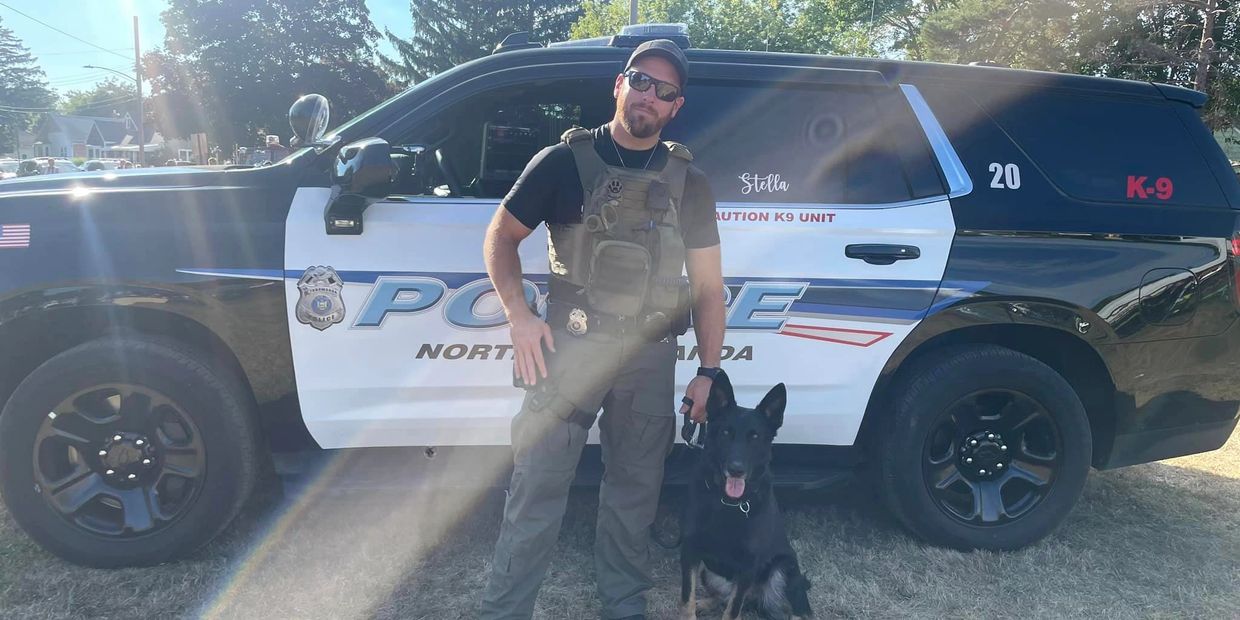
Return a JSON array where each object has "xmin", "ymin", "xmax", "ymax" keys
[{"xmin": 479, "ymin": 327, "xmax": 677, "ymax": 620}]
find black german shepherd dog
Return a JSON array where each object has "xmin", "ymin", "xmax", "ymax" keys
[{"xmin": 680, "ymin": 371, "xmax": 813, "ymax": 619}]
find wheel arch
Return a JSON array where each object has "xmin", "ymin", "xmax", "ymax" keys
[
  {"xmin": 0, "ymin": 284, "xmax": 312, "ymax": 451},
  {"xmin": 858, "ymin": 300, "xmax": 1121, "ymax": 468}
]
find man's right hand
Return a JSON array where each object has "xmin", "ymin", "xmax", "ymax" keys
[{"xmin": 510, "ymin": 311, "xmax": 556, "ymax": 386}]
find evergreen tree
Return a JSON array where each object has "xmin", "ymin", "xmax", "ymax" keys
[
  {"xmin": 382, "ymin": 0, "xmax": 583, "ymax": 85},
  {"xmin": 0, "ymin": 16, "xmax": 55, "ymax": 156}
]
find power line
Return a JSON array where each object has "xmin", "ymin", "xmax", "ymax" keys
[
  {"xmin": 0, "ymin": 1, "xmax": 132, "ymax": 61},
  {"xmin": 0, "ymin": 94, "xmax": 136, "ymax": 113},
  {"xmin": 36, "ymin": 47, "xmax": 132, "ymax": 57}
]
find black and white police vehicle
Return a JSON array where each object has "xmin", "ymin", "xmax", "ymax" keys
[{"xmin": 2, "ymin": 24, "xmax": 1238, "ymax": 567}]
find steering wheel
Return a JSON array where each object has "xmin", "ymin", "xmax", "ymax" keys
[{"xmin": 434, "ymin": 148, "xmax": 465, "ymax": 197}]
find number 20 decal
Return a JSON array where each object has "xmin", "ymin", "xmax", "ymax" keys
[{"xmin": 989, "ymin": 162, "xmax": 1021, "ymax": 189}]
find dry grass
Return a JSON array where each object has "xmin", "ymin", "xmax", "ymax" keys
[{"xmin": 1, "ymin": 433, "xmax": 1237, "ymax": 620}]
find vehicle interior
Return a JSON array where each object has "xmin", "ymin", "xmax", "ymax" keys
[{"xmin": 388, "ymin": 76, "xmax": 615, "ymax": 199}]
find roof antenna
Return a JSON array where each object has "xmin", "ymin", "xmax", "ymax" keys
[{"xmin": 855, "ymin": 0, "xmax": 877, "ymax": 57}]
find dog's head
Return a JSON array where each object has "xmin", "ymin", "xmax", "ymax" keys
[{"xmin": 704, "ymin": 371, "xmax": 786, "ymax": 500}]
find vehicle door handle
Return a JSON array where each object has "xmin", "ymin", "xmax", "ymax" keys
[{"xmin": 845, "ymin": 244, "xmax": 921, "ymax": 265}]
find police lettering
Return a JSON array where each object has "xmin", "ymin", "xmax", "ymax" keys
[{"xmin": 357, "ymin": 276, "xmax": 809, "ymax": 332}]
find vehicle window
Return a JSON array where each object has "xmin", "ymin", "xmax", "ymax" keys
[
  {"xmin": 389, "ymin": 77, "xmax": 613, "ymax": 198},
  {"xmin": 661, "ymin": 81, "xmax": 945, "ymax": 204},
  {"xmin": 981, "ymin": 90, "xmax": 1227, "ymax": 208}
]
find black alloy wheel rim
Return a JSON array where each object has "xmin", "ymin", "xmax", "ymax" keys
[
  {"xmin": 922, "ymin": 389, "xmax": 1063, "ymax": 526},
  {"xmin": 31, "ymin": 384, "xmax": 206, "ymax": 537}
]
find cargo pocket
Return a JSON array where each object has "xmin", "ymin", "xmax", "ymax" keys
[
  {"xmin": 543, "ymin": 329, "xmax": 622, "ymax": 413},
  {"xmin": 623, "ymin": 339, "xmax": 678, "ymax": 418}
]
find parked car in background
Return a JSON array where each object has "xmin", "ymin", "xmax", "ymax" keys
[
  {"xmin": 0, "ymin": 160, "xmax": 17, "ymax": 180},
  {"xmin": 15, "ymin": 159, "xmax": 41, "ymax": 177},
  {"xmin": 50, "ymin": 158, "xmax": 81, "ymax": 173},
  {"xmin": 82, "ymin": 159, "xmax": 127, "ymax": 172}
]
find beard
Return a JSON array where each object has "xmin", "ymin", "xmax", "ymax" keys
[{"xmin": 618, "ymin": 100, "xmax": 671, "ymax": 139}]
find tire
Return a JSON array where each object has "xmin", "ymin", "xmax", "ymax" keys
[
  {"xmin": 877, "ymin": 344, "xmax": 1092, "ymax": 551},
  {"xmin": 0, "ymin": 336, "xmax": 261, "ymax": 567}
]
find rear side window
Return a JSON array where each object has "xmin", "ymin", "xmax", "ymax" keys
[
  {"xmin": 981, "ymin": 90, "xmax": 1227, "ymax": 208},
  {"xmin": 663, "ymin": 81, "xmax": 945, "ymax": 204}
]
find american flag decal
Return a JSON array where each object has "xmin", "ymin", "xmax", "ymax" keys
[{"xmin": 0, "ymin": 224, "xmax": 31, "ymax": 248}]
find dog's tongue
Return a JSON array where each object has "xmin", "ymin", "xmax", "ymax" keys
[{"xmin": 725, "ymin": 476, "xmax": 746, "ymax": 499}]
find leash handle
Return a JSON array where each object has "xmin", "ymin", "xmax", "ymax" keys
[{"xmin": 680, "ymin": 396, "xmax": 703, "ymax": 448}]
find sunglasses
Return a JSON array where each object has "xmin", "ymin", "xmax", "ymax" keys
[{"xmin": 623, "ymin": 69, "xmax": 682, "ymax": 102}]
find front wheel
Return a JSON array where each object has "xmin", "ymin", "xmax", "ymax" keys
[
  {"xmin": 0, "ymin": 336, "xmax": 261, "ymax": 567},
  {"xmin": 877, "ymin": 344, "xmax": 1092, "ymax": 551}
]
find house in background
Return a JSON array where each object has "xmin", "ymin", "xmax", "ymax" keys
[
  {"xmin": 2, "ymin": 127, "xmax": 37, "ymax": 159},
  {"xmin": 31, "ymin": 113, "xmax": 191, "ymax": 163}
]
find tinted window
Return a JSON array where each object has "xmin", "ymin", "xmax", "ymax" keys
[
  {"xmin": 662, "ymin": 81, "xmax": 944, "ymax": 204},
  {"xmin": 391, "ymin": 77, "xmax": 611, "ymax": 198},
  {"xmin": 983, "ymin": 91, "xmax": 1226, "ymax": 208}
]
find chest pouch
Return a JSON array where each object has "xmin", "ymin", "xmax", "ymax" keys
[{"xmin": 587, "ymin": 240, "xmax": 651, "ymax": 317}]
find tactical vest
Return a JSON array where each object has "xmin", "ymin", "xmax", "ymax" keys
[{"xmin": 548, "ymin": 127, "xmax": 693, "ymax": 324}]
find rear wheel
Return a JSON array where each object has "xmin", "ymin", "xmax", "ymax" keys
[
  {"xmin": 877, "ymin": 344, "xmax": 1092, "ymax": 550},
  {"xmin": 0, "ymin": 336, "xmax": 261, "ymax": 566}
]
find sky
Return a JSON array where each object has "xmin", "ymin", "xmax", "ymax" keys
[{"xmin": 0, "ymin": 0, "xmax": 412, "ymax": 98}]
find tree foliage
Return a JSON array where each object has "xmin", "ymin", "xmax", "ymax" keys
[
  {"xmin": 0, "ymin": 16, "xmax": 55, "ymax": 152},
  {"xmin": 570, "ymin": 0, "xmax": 908, "ymax": 56},
  {"xmin": 150, "ymin": 0, "xmax": 394, "ymax": 146},
  {"xmin": 906, "ymin": 0, "xmax": 1240, "ymax": 128},
  {"xmin": 382, "ymin": 0, "xmax": 582, "ymax": 85},
  {"xmin": 60, "ymin": 78, "xmax": 138, "ymax": 118}
]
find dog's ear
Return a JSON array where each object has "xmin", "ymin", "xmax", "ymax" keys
[
  {"xmin": 758, "ymin": 383, "xmax": 787, "ymax": 432},
  {"xmin": 706, "ymin": 370, "xmax": 736, "ymax": 418}
]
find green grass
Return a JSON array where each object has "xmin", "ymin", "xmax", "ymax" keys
[{"xmin": 1, "ymin": 433, "xmax": 1237, "ymax": 619}]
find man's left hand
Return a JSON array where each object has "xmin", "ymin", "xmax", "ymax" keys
[{"xmin": 680, "ymin": 375, "xmax": 712, "ymax": 423}]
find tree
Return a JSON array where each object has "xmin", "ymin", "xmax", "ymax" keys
[
  {"xmin": 0, "ymin": 16, "xmax": 55, "ymax": 155},
  {"xmin": 570, "ymin": 0, "xmax": 908, "ymax": 56},
  {"xmin": 907, "ymin": 1, "xmax": 1240, "ymax": 129},
  {"xmin": 60, "ymin": 77, "xmax": 137, "ymax": 118},
  {"xmin": 152, "ymin": 0, "xmax": 395, "ymax": 147},
  {"xmin": 382, "ymin": 0, "xmax": 582, "ymax": 85}
]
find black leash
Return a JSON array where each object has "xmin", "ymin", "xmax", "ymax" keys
[{"xmin": 651, "ymin": 399, "xmax": 706, "ymax": 550}]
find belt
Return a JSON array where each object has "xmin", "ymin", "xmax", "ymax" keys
[{"xmin": 546, "ymin": 300, "xmax": 672, "ymax": 341}]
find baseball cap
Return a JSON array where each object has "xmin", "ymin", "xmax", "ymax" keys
[{"xmin": 626, "ymin": 39, "xmax": 689, "ymax": 87}]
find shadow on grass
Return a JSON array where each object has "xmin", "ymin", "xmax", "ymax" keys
[{"xmin": 0, "ymin": 451, "xmax": 1236, "ymax": 619}]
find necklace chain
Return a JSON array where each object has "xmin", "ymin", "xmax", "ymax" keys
[{"xmin": 611, "ymin": 135, "xmax": 656, "ymax": 170}]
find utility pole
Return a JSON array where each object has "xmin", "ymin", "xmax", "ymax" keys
[
  {"xmin": 133, "ymin": 16, "xmax": 145, "ymax": 166},
  {"xmin": 630, "ymin": 0, "xmax": 637, "ymax": 24}
]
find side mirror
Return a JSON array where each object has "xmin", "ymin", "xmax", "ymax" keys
[
  {"xmin": 325, "ymin": 137, "xmax": 396, "ymax": 235},
  {"xmin": 289, "ymin": 94, "xmax": 330, "ymax": 146}
]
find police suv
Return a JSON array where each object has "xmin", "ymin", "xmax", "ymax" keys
[{"xmin": 2, "ymin": 24, "xmax": 1238, "ymax": 567}]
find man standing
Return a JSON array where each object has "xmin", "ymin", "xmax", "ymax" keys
[{"xmin": 480, "ymin": 40, "xmax": 725, "ymax": 620}]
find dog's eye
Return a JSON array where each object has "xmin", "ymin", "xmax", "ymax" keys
[{"xmin": 747, "ymin": 430, "xmax": 759, "ymax": 441}]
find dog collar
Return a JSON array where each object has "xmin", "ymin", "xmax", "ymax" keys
[
  {"xmin": 706, "ymin": 479, "xmax": 751, "ymax": 517},
  {"xmin": 719, "ymin": 497, "xmax": 751, "ymax": 516}
]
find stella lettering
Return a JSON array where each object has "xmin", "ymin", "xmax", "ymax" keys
[{"xmin": 739, "ymin": 173, "xmax": 789, "ymax": 195}]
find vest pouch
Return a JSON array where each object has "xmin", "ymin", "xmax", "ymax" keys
[
  {"xmin": 646, "ymin": 224, "xmax": 687, "ymax": 311},
  {"xmin": 587, "ymin": 240, "xmax": 650, "ymax": 317},
  {"xmin": 547, "ymin": 223, "xmax": 592, "ymax": 287},
  {"xmin": 670, "ymin": 279, "xmax": 692, "ymax": 336},
  {"xmin": 646, "ymin": 180, "xmax": 671, "ymax": 211}
]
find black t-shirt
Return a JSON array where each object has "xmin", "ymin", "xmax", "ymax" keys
[{"xmin": 501, "ymin": 124, "xmax": 720, "ymax": 249}]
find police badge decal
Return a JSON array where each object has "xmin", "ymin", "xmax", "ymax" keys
[{"xmin": 296, "ymin": 266, "xmax": 346, "ymax": 331}]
